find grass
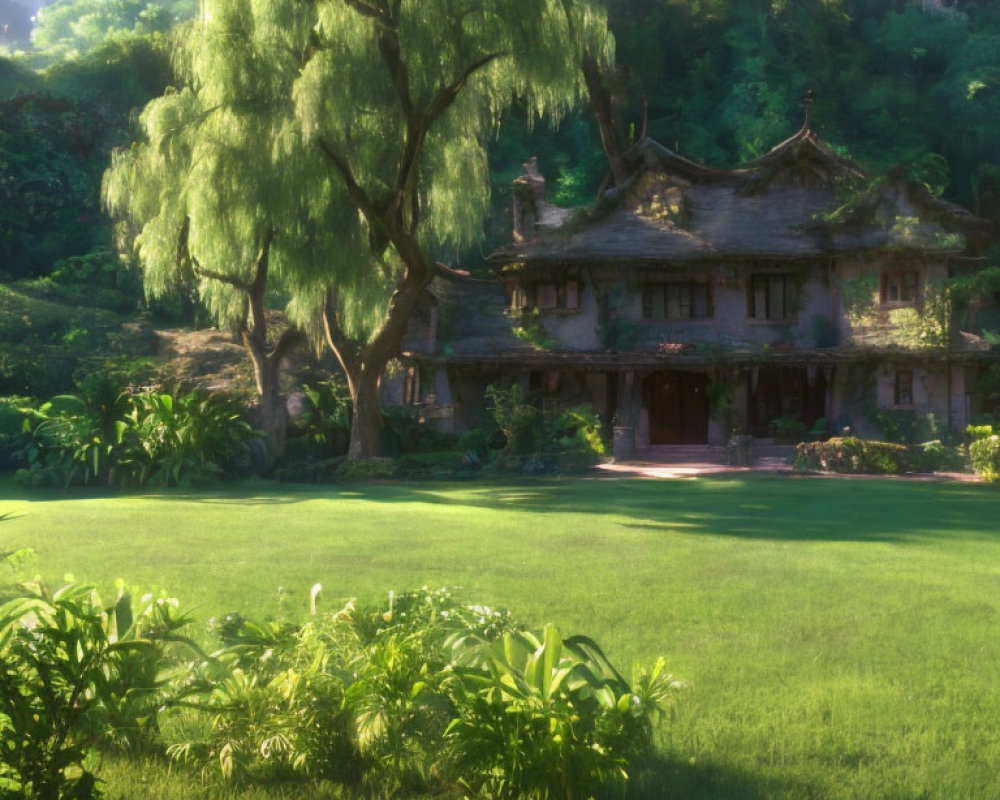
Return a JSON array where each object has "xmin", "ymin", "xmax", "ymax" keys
[
  {"xmin": 0, "ymin": 282, "xmax": 124, "ymax": 341},
  {"xmin": 2, "ymin": 473, "xmax": 1000, "ymax": 799}
]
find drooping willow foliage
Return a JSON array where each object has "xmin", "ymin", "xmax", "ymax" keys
[{"xmin": 104, "ymin": 0, "xmax": 612, "ymax": 346}]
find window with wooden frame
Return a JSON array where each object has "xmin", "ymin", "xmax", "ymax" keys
[
  {"xmin": 509, "ymin": 283, "xmax": 529, "ymax": 311},
  {"xmin": 403, "ymin": 366, "xmax": 420, "ymax": 406},
  {"xmin": 880, "ymin": 270, "xmax": 919, "ymax": 304},
  {"xmin": 748, "ymin": 273, "xmax": 797, "ymax": 320},
  {"xmin": 642, "ymin": 281, "xmax": 712, "ymax": 320},
  {"xmin": 894, "ymin": 369, "xmax": 914, "ymax": 406},
  {"xmin": 509, "ymin": 280, "xmax": 581, "ymax": 312}
]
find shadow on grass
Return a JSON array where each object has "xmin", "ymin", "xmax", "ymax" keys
[
  {"xmin": 301, "ymin": 473, "xmax": 1000, "ymax": 545},
  {"xmin": 598, "ymin": 753, "xmax": 795, "ymax": 800},
  {"xmin": 3, "ymin": 472, "xmax": 998, "ymax": 545}
]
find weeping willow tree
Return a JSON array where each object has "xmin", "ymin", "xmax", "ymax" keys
[
  {"xmin": 103, "ymin": 3, "xmax": 383, "ymax": 467},
  {"xmin": 298, "ymin": 0, "xmax": 613, "ymax": 456},
  {"xmin": 107, "ymin": 0, "xmax": 612, "ymax": 460}
]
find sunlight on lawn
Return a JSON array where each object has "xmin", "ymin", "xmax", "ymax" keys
[{"xmin": 2, "ymin": 474, "xmax": 999, "ymax": 798}]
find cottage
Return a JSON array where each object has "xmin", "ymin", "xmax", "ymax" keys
[{"xmin": 398, "ymin": 118, "xmax": 995, "ymax": 453}]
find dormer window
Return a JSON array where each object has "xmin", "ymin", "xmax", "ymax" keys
[{"xmin": 881, "ymin": 270, "xmax": 919, "ymax": 305}]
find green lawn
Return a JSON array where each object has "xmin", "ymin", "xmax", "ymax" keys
[{"xmin": 2, "ymin": 474, "xmax": 999, "ymax": 800}]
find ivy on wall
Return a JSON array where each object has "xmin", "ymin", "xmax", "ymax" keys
[{"xmin": 841, "ymin": 271, "xmax": 949, "ymax": 348}]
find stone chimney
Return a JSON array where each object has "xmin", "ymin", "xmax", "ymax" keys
[{"xmin": 512, "ymin": 157, "xmax": 546, "ymax": 242}]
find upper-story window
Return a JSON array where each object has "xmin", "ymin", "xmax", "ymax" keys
[
  {"xmin": 881, "ymin": 270, "xmax": 919, "ymax": 305},
  {"xmin": 749, "ymin": 273, "xmax": 797, "ymax": 321},
  {"xmin": 894, "ymin": 369, "xmax": 914, "ymax": 406},
  {"xmin": 642, "ymin": 281, "xmax": 712, "ymax": 320},
  {"xmin": 510, "ymin": 280, "xmax": 581, "ymax": 312}
]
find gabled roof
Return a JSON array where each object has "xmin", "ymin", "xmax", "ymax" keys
[
  {"xmin": 408, "ymin": 271, "xmax": 531, "ymax": 358},
  {"xmin": 735, "ymin": 123, "xmax": 864, "ymax": 196},
  {"xmin": 493, "ymin": 124, "xmax": 987, "ymax": 269}
]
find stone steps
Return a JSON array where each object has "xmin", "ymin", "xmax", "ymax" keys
[{"xmin": 630, "ymin": 443, "xmax": 796, "ymax": 468}]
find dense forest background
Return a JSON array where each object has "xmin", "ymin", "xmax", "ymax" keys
[{"xmin": 0, "ymin": 0, "xmax": 998, "ymax": 397}]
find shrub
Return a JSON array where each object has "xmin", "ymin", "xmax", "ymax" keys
[
  {"xmin": 0, "ymin": 579, "xmax": 679, "ymax": 799},
  {"xmin": 966, "ymin": 424, "xmax": 994, "ymax": 442},
  {"xmin": 485, "ymin": 451, "xmax": 601, "ymax": 477},
  {"xmin": 507, "ymin": 404, "xmax": 546, "ymax": 455},
  {"xmin": 457, "ymin": 427, "xmax": 500, "ymax": 463},
  {"xmin": 115, "ymin": 390, "xmax": 255, "ymax": 487},
  {"xmin": 19, "ymin": 394, "xmax": 116, "ymax": 487},
  {"xmin": 0, "ymin": 581, "xmax": 195, "ymax": 799},
  {"xmin": 381, "ymin": 406, "xmax": 457, "ymax": 456},
  {"xmin": 17, "ymin": 388, "xmax": 256, "ymax": 488},
  {"xmin": 486, "ymin": 384, "xmax": 604, "ymax": 461},
  {"xmin": 969, "ymin": 435, "xmax": 1000, "ymax": 483},
  {"xmin": 547, "ymin": 403, "xmax": 606, "ymax": 455},
  {"xmin": 876, "ymin": 408, "xmax": 919, "ymax": 443},
  {"xmin": 272, "ymin": 455, "xmax": 347, "ymax": 483},
  {"xmin": 912, "ymin": 440, "xmax": 964, "ymax": 473},
  {"xmin": 485, "ymin": 383, "xmax": 528, "ymax": 453},
  {"xmin": 334, "ymin": 456, "xmax": 396, "ymax": 482},
  {"xmin": 393, "ymin": 450, "xmax": 474, "ymax": 480},
  {"xmin": 795, "ymin": 437, "xmax": 912, "ymax": 474},
  {"xmin": 0, "ymin": 396, "xmax": 30, "ymax": 471},
  {"xmin": 796, "ymin": 437, "xmax": 968, "ymax": 475},
  {"xmin": 443, "ymin": 626, "xmax": 678, "ymax": 800},
  {"xmin": 296, "ymin": 381, "xmax": 351, "ymax": 457},
  {"xmin": 168, "ymin": 587, "xmax": 677, "ymax": 798}
]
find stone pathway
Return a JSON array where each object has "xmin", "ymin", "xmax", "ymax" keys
[
  {"xmin": 596, "ymin": 444, "xmax": 980, "ymax": 482},
  {"xmin": 597, "ymin": 444, "xmax": 793, "ymax": 479},
  {"xmin": 596, "ymin": 460, "xmax": 785, "ymax": 479}
]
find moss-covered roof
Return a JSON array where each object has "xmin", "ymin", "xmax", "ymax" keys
[{"xmin": 493, "ymin": 127, "xmax": 988, "ymax": 269}]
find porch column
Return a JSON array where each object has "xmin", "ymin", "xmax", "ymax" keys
[
  {"xmin": 824, "ymin": 367, "xmax": 835, "ymax": 428},
  {"xmin": 613, "ymin": 370, "xmax": 640, "ymax": 459},
  {"xmin": 733, "ymin": 369, "xmax": 750, "ymax": 435}
]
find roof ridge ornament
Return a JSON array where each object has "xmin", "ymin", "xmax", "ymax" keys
[{"xmin": 802, "ymin": 88, "xmax": 814, "ymax": 136}]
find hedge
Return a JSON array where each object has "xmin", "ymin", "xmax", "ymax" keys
[{"xmin": 795, "ymin": 437, "xmax": 915, "ymax": 475}]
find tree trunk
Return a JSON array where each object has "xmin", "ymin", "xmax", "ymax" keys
[
  {"xmin": 257, "ymin": 385, "xmax": 288, "ymax": 469},
  {"xmin": 349, "ymin": 369, "xmax": 382, "ymax": 459},
  {"xmin": 323, "ymin": 256, "xmax": 432, "ymax": 459},
  {"xmin": 582, "ymin": 52, "xmax": 628, "ymax": 188},
  {"xmin": 245, "ymin": 340, "xmax": 288, "ymax": 473}
]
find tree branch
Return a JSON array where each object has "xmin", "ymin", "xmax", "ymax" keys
[
  {"xmin": 178, "ymin": 215, "xmax": 257, "ymax": 294},
  {"xmin": 361, "ymin": 268, "xmax": 429, "ymax": 372},
  {"xmin": 316, "ymin": 137, "xmax": 379, "ymax": 224},
  {"xmin": 377, "ymin": 23, "xmax": 415, "ymax": 125},
  {"xmin": 423, "ymin": 51, "xmax": 504, "ymax": 131},
  {"xmin": 317, "ymin": 137, "xmax": 393, "ymax": 252},
  {"xmin": 582, "ymin": 52, "xmax": 627, "ymax": 188},
  {"xmin": 322, "ymin": 288, "xmax": 361, "ymax": 395},
  {"xmin": 250, "ymin": 229, "xmax": 276, "ymax": 302},
  {"xmin": 245, "ymin": 229, "xmax": 276, "ymax": 348},
  {"xmin": 391, "ymin": 50, "xmax": 504, "ymax": 228},
  {"xmin": 271, "ymin": 325, "xmax": 305, "ymax": 365},
  {"xmin": 192, "ymin": 264, "xmax": 252, "ymax": 293},
  {"xmin": 341, "ymin": 0, "xmax": 388, "ymax": 24}
]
